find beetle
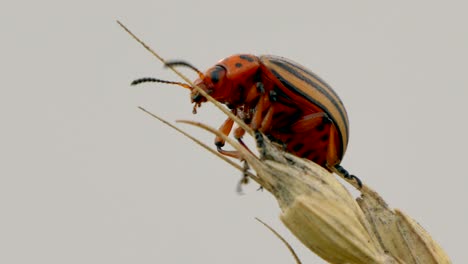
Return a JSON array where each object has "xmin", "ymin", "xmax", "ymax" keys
[{"xmin": 132, "ymin": 54, "xmax": 361, "ymax": 187}]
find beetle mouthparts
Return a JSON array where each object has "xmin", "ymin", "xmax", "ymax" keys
[
  {"xmin": 191, "ymin": 91, "xmax": 202, "ymax": 101},
  {"xmin": 192, "ymin": 101, "xmax": 202, "ymax": 114}
]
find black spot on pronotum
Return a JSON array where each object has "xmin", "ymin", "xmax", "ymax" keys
[
  {"xmin": 239, "ymin": 55, "xmax": 255, "ymax": 62},
  {"xmin": 235, "ymin": 62, "xmax": 242, "ymax": 68},
  {"xmin": 292, "ymin": 143, "xmax": 304, "ymax": 152}
]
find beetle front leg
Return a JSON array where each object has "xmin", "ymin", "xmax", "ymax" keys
[
  {"xmin": 215, "ymin": 117, "xmax": 234, "ymax": 148},
  {"xmin": 215, "ymin": 123, "xmax": 253, "ymax": 188},
  {"xmin": 216, "ymin": 124, "xmax": 256, "ymax": 158},
  {"xmin": 216, "ymin": 120, "xmax": 245, "ymax": 159},
  {"xmin": 259, "ymin": 106, "xmax": 274, "ymax": 133},
  {"xmin": 234, "ymin": 126, "xmax": 249, "ymax": 151}
]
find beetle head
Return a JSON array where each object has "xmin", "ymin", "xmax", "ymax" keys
[
  {"xmin": 131, "ymin": 60, "xmax": 230, "ymax": 114},
  {"xmin": 191, "ymin": 65, "xmax": 229, "ymax": 104}
]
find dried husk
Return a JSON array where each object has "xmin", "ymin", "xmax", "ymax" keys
[
  {"xmin": 357, "ymin": 189, "xmax": 451, "ymax": 264},
  {"xmin": 238, "ymin": 133, "xmax": 451, "ymax": 264},
  {"xmin": 147, "ymin": 113, "xmax": 451, "ymax": 263}
]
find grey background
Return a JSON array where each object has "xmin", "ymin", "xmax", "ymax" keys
[{"xmin": 1, "ymin": 0, "xmax": 467, "ymax": 263}]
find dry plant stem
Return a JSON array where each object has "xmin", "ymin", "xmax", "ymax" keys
[
  {"xmin": 139, "ymin": 109, "xmax": 302, "ymax": 262},
  {"xmin": 178, "ymin": 120, "xmax": 451, "ymax": 263},
  {"xmin": 141, "ymin": 108, "xmax": 452, "ymax": 263},
  {"xmin": 137, "ymin": 107, "xmax": 256, "ymax": 180},
  {"xmin": 253, "ymin": 135, "xmax": 450, "ymax": 263},
  {"xmin": 255, "ymin": 218, "xmax": 302, "ymax": 264},
  {"xmin": 117, "ymin": 20, "xmax": 252, "ymax": 135},
  {"xmin": 176, "ymin": 120, "xmax": 264, "ymax": 186},
  {"xmin": 178, "ymin": 118, "xmax": 391, "ymax": 263}
]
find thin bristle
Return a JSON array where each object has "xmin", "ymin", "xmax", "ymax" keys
[{"xmin": 117, "ymin": 20, "xmax": 252, "ymax": 136}]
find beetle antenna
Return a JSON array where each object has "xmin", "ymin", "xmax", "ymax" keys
[
  {"xmin": 131, "ymin": 77, "xmax": 192, "ymax": 90},
  {"xmin": 165, "ymin": 60, "xmax": 205, "ymax": 79}
]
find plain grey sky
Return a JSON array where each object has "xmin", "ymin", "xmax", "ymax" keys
[{"xmin": 1, "ymin": 0, "xmax": 467, "ymax": 263}]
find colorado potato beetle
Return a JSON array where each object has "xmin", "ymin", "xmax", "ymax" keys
[{"xmin": 133, "ymin": 54, "xmax": 361, "ymax": 187}]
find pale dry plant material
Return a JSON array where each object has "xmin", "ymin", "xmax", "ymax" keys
[
  {"xmin": 120, "ymin": 21, "xmax": 451, "ymax": 264},
  {"xmin": 178, "ymin": 121, "xmax": 451, "ymax": 264}
]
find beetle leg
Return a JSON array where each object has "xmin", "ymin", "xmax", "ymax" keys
[
  {"xmin": 251, "ymin": 96, "xmax": 265, "ymax": 130},
  {"xmin": 289, "ymin": 113, "xmax": 362, "ymax": 188},
  {"xmin": 325, "ymin": 121, "xmax": 339, "ymax": 166},
  {"xmin": 234, "ymin": 127, "xmax": 252, "ymax": 153},
  {"xmin": 216, "ymin": 123, "xmax": 255, "ymax": 160},
  {"xmin": 325, "ymin": 125, "xmax": 363, "ymax": 188},
  {"xmin": 216, "ymin": 147, "xmax": 242, "ymax": 159},
  {"xmin": 215, "ymin": 117, "xmax": 234, "ymax": 148},
  {"xmin": 259, "ymin": 106, "xmax": 274, "ymax": 133},
  {"xmin": 245, "ymin": 82, "xmax": 262, "ymax": 103},
  {"xmin": 234, "ymin": 126, "xmax": 246, "ymax": 140},
  {"xmin": 221, "ymin": 126, "xmax": 257, "ymax": 156},
  {"xmin": 251, "ymin": 94, "xmax": 271, "ymax": 130},
  {"xmin": 215, "ymin": 91, "xmax": 272, "ymax": 160},
  {"xmin": 215, "ymin": 109, "xmax": 241, "ymax": 158},
  {"xmin": 216, "ymin": 126, "xmax": 246, "ymax": 159},
  {"xmin": 290, "ymin": 112, "xmax": 328, "ymax": 133},
  {"xmin": 330, "ymin": 164, "xmax": 362, "ymax": 188}
]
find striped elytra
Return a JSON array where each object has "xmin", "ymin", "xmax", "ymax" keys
[
  {"xmin": 133, "ymin": 54, "xmax": 359, "ymax": 186},
  {"xmin": 258, "ymin": 55, "xmax": 349, "ymax": 165}
]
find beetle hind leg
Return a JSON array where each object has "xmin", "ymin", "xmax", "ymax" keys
[{"xmin": 326, "ymin": 125, "xmax": 363, "ymax": 188}]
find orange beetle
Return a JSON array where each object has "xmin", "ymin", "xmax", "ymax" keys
[{"xmin": 133, "ymin": 54, "xmax": 360, "ymax": 186}]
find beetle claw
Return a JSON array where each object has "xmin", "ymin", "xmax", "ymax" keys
[
  {"xmin": 349, "ymin": 175, "xmax": 362, "ymax": 188},
  {"xmin": 333, "ymin": 164, "xmax": 363, "ymax": 188}
]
